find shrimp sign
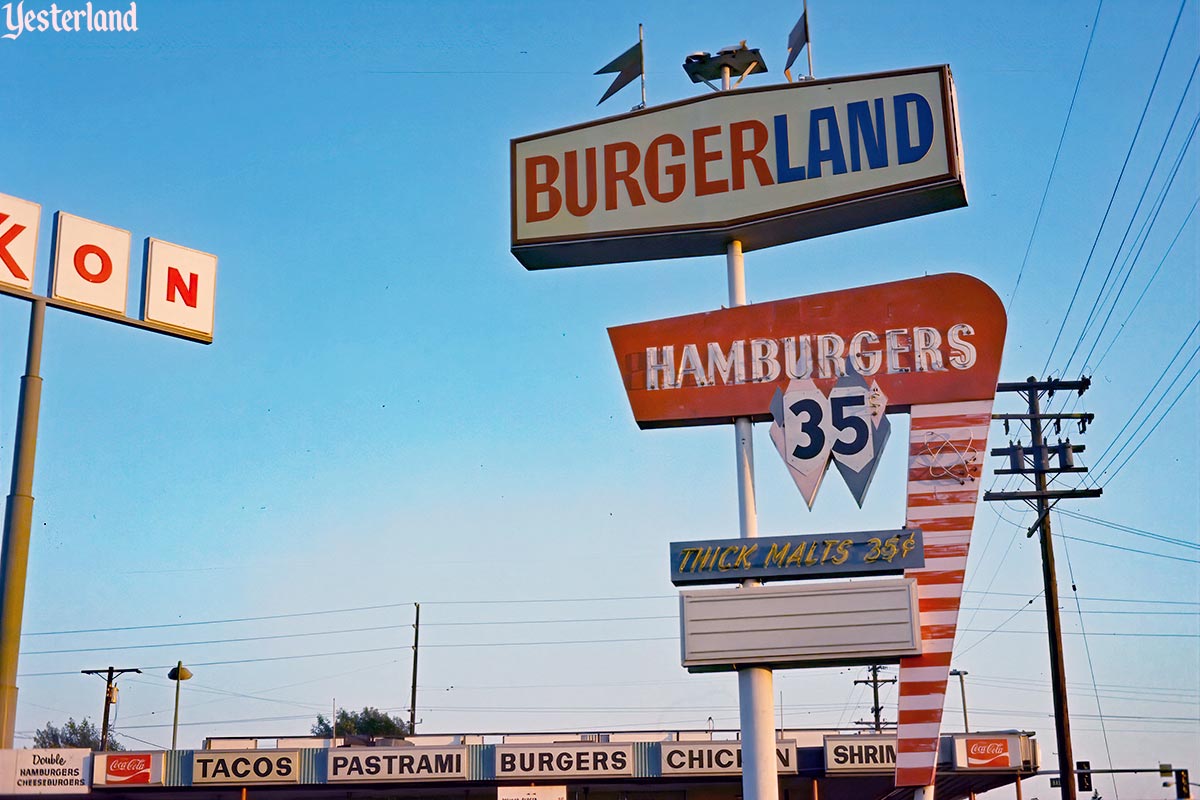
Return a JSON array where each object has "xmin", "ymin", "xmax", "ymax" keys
[{"xmin": 511, "ymin": 65, "xmax": 965, "ymax": 269}]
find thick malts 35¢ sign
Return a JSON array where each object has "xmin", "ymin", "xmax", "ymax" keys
[{"xmin": 670, "ymin": 528, "xmax": 924, "ymax": 585}]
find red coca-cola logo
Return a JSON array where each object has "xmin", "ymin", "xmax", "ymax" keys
[
  {"xmin": 966, "ymin": 739, "xmax": 1010, "ymax": 768},
  {"xmin": 106, "ymin": 754, "xmax": 152, "ymax": 784}
]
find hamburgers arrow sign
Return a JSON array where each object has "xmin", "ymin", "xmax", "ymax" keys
[
  {"xmin": 607, "ymin": 273, "xmax": 1004, "ymax": 428},
  {"xmin": 610, "ymin": 273, "xmax": 1008, "ymax": 788}
]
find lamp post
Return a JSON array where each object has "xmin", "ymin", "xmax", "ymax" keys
[
  {"xmin": 167, "ymin": 661, "xmax": 192, "ymax": 750},
  {"xmin": 949, "ymin": 669, "xmax": 970, "ymax": 732}
]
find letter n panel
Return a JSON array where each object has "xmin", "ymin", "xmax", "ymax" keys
[
  {"xmin": 143, "ymin": 237, "xmax": 218, "ymax": 340},
  {"xmin": 894, "ymin": 400, "xmax": 994, "ymax": 789}
]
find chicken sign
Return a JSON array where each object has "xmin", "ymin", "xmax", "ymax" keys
[{"xmin": 609, "ymin": 273, "xmax": 1008, "ymax": 788}]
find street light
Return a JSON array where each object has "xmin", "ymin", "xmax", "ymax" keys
[{"xmin": 167, "ymin": 661, "xmax": 193, "ymax": 750}]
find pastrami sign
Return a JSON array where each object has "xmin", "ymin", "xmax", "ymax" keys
[
  {"xmin": 511, "ymin": 66, "xmax": 964, "ymax": 269},
  {"xmin": 328, "ymin": 747, "xmax": 467, "ymax": 782},
  {"xmin": 608, "ymin": 273, "xmax": 1005, "ymax": 428}
]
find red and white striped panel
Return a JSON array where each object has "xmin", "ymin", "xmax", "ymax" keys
[{"xmin": 894, "ymin": 400, "xmax": 994, "ymax": 788}]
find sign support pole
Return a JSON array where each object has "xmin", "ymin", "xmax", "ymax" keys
[
  {"xmin": 727, "ymin": 240, "xmax": 776, "ymax": 800},
  {"xmin": 0, "ymin": 194, "xmax": 216, "ymax": 750},
  {"xmin": 719, "ymin": 58, "xmax": 776, "ymax": 800},
  {"xmin": 0, "ymin": 298, "xmax": 45, "ymax": 748}
]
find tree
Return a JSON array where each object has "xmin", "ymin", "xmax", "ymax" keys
[
  {"xmin": 32, "ymin": 717, "xmax": 125, "ymax": 751},
  {"xmin": 311, "ymin": 707, "xmax": 408, "ymax": 738}
]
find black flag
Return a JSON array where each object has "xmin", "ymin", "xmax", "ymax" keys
[
  {"xmin": 784, "ymin": 11, "xmax": 809, "ymax": 76},
  {"xmin": 596, "ymin": 40, "xmax": 642, "ymax": 105}
]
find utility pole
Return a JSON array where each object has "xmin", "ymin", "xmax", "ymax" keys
[
  {"xmin": 984, "ymin": 377, "xmax": 1101, "ymax": 800},
  {"xmin": 854, "ymin": 665, "xmax": 896, "ymax": 732},
  {"xmin": 81, "ymin": 666, "xmax": 141, "ymax": 751},
  {"xmin": 949, "ymin": 669, "xmax": 970, "ymax": 732},
  {"xmin": 950, "ymin": 669, "xmax": 974, "ymax": 800},
  {"xmin": 409, "ymin": 602, "xmax": 420, "ymax": 735}
]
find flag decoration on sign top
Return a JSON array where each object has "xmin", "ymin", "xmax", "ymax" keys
[
  {"xmin": 784, "ymin": 9, "xmax": 809, "ymax": 80},
  {"xmin": 595, "ymin": 39, "xmax": 643, "ymax": 105}
]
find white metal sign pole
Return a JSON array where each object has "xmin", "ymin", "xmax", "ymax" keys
[
  {"xmin": 721, "ymin": 63, "xmax": 777, "ymax": 800},
  {"xmin": 727, "ymin": 238, "xmax": 776, "ymax": 800}
]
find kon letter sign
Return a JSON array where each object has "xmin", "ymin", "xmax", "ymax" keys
[
  {"xmin": 0, "ymin": 192, "xmax": 41, "ymax": 293},
  {"xmin": 611, "ymin": 272, "xmax": 1007, "ymax": 791},
  {"xmin": 142, "ymin": 238, "xmax": 218, "ymax": 340},
  {"xmin": 512, "ymin": 66, "xmax": 965, "ymax": 269},
  {"xmin": 50, "ymin": 211, "xmax": 133, "ymax": 315}
]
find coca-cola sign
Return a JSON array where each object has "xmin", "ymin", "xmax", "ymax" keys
[
  {"xmin": 967, "ymin": 739, "xmax": 1009, "ymax": 767},
  {"xmin": 945, "ymin": 734, "xmax": 1022, "ymax": 772},
  {"xmin": 107, "ymin": 755, "xmax": 151, "ymax": 784},
  {"xmin": 94, "ymin": 752, "xmax": 162, "ymax": 786}
]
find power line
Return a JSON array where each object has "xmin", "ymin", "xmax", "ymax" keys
[
  {"xmin": 965, "ymin": 672, "xmax": 1200, "ymax": 694},
  {"xmin": 988, "ymin": 504, "xmax": 1198, "ymax": 563},
  {"xmin": 1058, "ymin": 516, "xmax": 1119, "ymax": 800},
  {"xmin": 1101, "ymin": 363, "xmax": 1200, "ymax": 484},
  {"xmin": 962, "ymin": 605, "xmax": 1194, "ymax": 617},
  {"xmin": 22, "ymin": 602, "xmax": 420, "ymax": 637},
  {"xmin": 26, "ymin": 598, "xmax": 1200, "ymax": 666},
  {"xmin": 21, "ymin": 586, "xmax": 1193, "ymax": 662},
  {"xmin": 17, "ymin": 636, "xmax": 680, "ymax": 678},
  {"xmin": 1055, "ymin": 508, "xmax": 1199, "ymax": 550},
  {"xmin": 964, "ymin": 589, "xmax": 1197, "ymax": 606},
  {"xmin": 1075, "ymin": 105, "xmax": 1200, "ymax": 374},
  {"xmin": 960, "ymin": 680, "xmax": 1200, "ymax": 707},
  {"xmin": 23, "ymin": 596, "xmax": 674, "ymax": 637},
  {"xmin": 23, "ymin": 615, "xmax": 677, "ymax": 656},
  {"xmin": 25, "ymin": 622, "xmax": 412, "ymax": 656},
  {"xmin": 1041, "ymin": 0, "xmax": 1192, "ymax": 374},
  {"xmin": 1087, "ymin": 321, "xmax": 1200, "ymax": 477},
  {"xmin": 111, "ymin": 730, "xmax": 168, "ymax": 749},
  {"xmin": 955, "ymin": 592, "xmax": 1044, "ymax": 658},
  {"xmin": 1063, "ymin": 59, "xmax": 1200, "ymax": 376},
  {"xmin": 1092, "ymin": 197, "xmax": 1198, "ymax": 369},
  {"xmin": 968, "ymin": 503, "xmax": 1034, "ymax": 614},
  {"xmin": 1057, "ymin": 532, "xmax": 1200, "ymax": 564},
  {"xmin": 1007, "ymin": 0, "xmax": 1105, "ymax": 309},
  {"xmin": 960, "ymin": 629, "xmax": 1198, "ymax": 638}
]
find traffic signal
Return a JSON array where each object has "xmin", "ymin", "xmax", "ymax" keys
[
  {"xmin": 1176, "ymin": 769, "xmax": 1190, "ymax": 799},
  {"xmin": 1077, "ymin": 761, "xmax": 1092, "ymax": 792}
]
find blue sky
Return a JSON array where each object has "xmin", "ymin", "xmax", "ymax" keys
[{"xmin": 1, "ymin": 1, "xmax": 1196, "ymax": 798}]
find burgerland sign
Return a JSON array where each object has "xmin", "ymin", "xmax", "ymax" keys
[
  {"xmin": 511, "ymin": 52, "xmax": 1005, "ymax": 795},
  {"xmin": 511, "ymin": 65, "xmax": 965, "ymax": 269}
]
